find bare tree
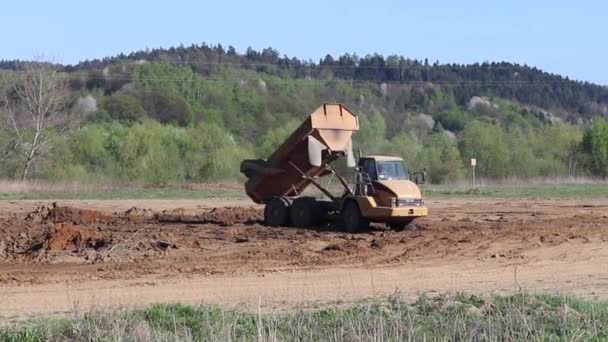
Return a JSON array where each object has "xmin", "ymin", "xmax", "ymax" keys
[
  {"xmin": 0, "ymin": 74, "xmax": 19, "ymax": 164},
  {"xmin": 0, "ymin": 61, "xmax": 68, "ymax": 180}
]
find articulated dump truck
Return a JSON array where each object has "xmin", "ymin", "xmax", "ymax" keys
[{"xmin": 240, "ymin": 103, "xmax": 428, "ymax": 233}]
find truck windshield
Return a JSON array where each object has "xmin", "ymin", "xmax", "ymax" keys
[{"xmin": 376, "ymin": 161, "xmax": 408, "ymax": 180}]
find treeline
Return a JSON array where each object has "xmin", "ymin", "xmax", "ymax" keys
[
  {"xmin": 3, "ymin": 112, "xmax": 606, "ymax": 184},
  {"xmin": 1, "ymin": 49, "xmax": 608, "ymax": 184},
  {"xmin": 3, "ymin": 43, "xmax": 608, "ymax": 119},
  {"xmin": 57, "ymin": 43, "xmax": 608, "ymax": 119}
]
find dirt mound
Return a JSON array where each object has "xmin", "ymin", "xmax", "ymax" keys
[
  {"xmin": 8, "ymin": 204, "xmax": 264, "ymax": 265},
  {"xmin": 24, "ymin": 204, "xmax": 262, "ymax": 227},
  {"xmin": 155, "ymin": 207, "xmax": 262, "ymax": 226},
  {"xmin": 44, "ymin": 223, "xmax": 105, "ymax": 251},
  {"xmin": 118, "ymin": 207, "xmax": 156, "ymax": 224},
  {"xmin": 26, "ymin": 203, "xmax": 110, "ymax": 224},
  {"xmin": 3, "ymin": 198, "xmax": 607, "ymax": 285},
  {"xmin": 197, "ymin": 207, "xmax": 262, "ymax": 225}
]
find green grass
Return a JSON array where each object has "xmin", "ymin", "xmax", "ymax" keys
[
  {"xmin": 1, "ymin": 293, "xmax": 607, "ymax": 341},
  {"xmin": 424, "ymin": 183, "xmax": 608, "ymax": 199},
  {"xmin": 1, "ymin": 183, "xmax": 607, "ymax": 201},
  {"xmin": 0, "ymin": 187, "xmax": 244, "ymax": 201}
]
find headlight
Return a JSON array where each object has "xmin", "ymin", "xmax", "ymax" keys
[{"xmin": 392, "ymin": 198, "xmax": 424, "ymax": 207}]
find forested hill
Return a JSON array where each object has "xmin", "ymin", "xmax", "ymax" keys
[
  {"xmin": 3, "ymin": 44, "xmax": 608, "ymax": 183},
  {"xmin": 2, "ymin": 44, "xmax": 607, "ymax": 119}
]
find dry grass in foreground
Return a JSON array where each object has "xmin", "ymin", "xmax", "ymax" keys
[
  {"xmin": 2, "ymin": 292, "xmax": 607, "ymax": 341},
  {"xmin": 0, "ymin": 179, "xmax": 115, "ymax": 194},
  {"xmin": 0, "ymin": 180, "xmax": 244, "ymax": 200}
]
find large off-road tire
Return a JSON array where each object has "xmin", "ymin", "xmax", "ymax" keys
[
  {"xmin": 387, "ymin": 219, "xmax": 415, "ymax": 232},
  {"xmin": 264, "ymin": 196, "xmax": 290, "ymax": 227},
  {"xmin": 290, "ymin": 197, "xmax": 322, "ymax": 228},
  {"xmin": 342, "ymin": 200, "xmax": 370, "ymax": 233}
]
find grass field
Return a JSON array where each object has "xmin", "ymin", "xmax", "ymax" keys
[
  {"xmin": 0, "ymin": 188, "xmax": 244, "ymax": 201},
  {"xmin": 2, "ymin": 293, "xmax": 606, "ymax": 341},
  {"xmin": 424, "ymin": 183, "xmax": 608, "ymax": 199},
  {"xmin": 1, "ymin": 182, "xmax": 607, "ymax": 201}
]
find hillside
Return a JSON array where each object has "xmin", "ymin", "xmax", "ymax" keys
[
  {"xmin": 1, "ymin": 44, "xmax": 608, "ymax": 183},
  {"xmin": 3, "ymin": 44, "xmax": 608, "ymax": 120}
]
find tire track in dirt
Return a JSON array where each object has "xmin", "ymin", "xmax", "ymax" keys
[
  {"xmin": 0, "ymin": 198, "xmax": 606, "ymax": 286},
  {"xmin": 0, "ymin": 198, "xmax": 607, "ymax": 319}
]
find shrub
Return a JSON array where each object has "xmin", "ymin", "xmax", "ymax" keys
[{"xmin": 101, "ymin": 94, "xmax": 147, "ymax": 123}]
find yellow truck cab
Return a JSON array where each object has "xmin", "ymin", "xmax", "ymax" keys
[{"xmin": 342, "ymin": 155, "xmax": 428, "ymax": 232}]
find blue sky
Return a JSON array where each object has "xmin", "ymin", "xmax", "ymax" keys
[{"xmin": 1, "ymin": 0, "xmax": 606, "ymax": 84}]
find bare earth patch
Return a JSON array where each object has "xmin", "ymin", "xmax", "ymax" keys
[{"xmin": 0, "ymin": 198, "xmax": 606, "ymax": 319}]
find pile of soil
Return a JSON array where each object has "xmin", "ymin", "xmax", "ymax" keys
[
  {"xmin": 1, "ymin": 204, "xmax": 243, "ymax": 264},
  {"xmin": 44, "ymin": 223, "xmax": 105, "ymax": 251},
  {"xmin": 25, "ymin": 203, "xmax": 111, "ymax": 224},
  {"xmin": 2, "ymin": 198, "xmax": 606, "ymax": 284},
  {"xmin": 155, "ymin": 207, "xmax": 262, "ymax": 226},
  {"xmin": 118, "ymin": 207, "xmax": 157, "ymax": 224},
  {"xmin": 0, "ymin": 205, "xmax": 117, "ymax": 262}
]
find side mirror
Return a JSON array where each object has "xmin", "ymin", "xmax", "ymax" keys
[
  {"xmin": 413, "ymin": 170, "xmax": 427, "ymax": 185},
  {"xmin": 354, "ymin": 166, "xmax": 361, "ymax": 172}
]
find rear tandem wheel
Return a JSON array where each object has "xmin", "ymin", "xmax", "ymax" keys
[
  {"xmin": 264, "ymin": 196, "xmax": 290, "ymax": 227},
  {"xmin": 290, "ymin": 197, "xmax": 322, "ymax": 228}
]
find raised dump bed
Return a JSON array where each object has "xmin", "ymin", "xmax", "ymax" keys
[
  {"xmin": 240, "ymin": 103, "xmax": 359, "ymax": 204},
  {"xmin": 241, "ymin": 103, "xmax": 427, "ymax": 233}
]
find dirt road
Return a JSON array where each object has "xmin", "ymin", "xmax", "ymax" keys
[{"xmin": 0, "ymin": 197, "xmax": 607, "ymax": 320}]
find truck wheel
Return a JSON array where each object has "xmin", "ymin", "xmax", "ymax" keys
[
  {"xmin": 290, "ymin": 197, "xmax": 321, "ymax": 227},
  {"xmin": 387, "ymin": 219, "xmax": 415, "ymax": 232},
  {"xmin": 342, "ymin": 201, "xmax": 369, "ymax": 233},
  {"xmin": 264, "ymin": 197, "xmax": 290, "ymax": 227}
]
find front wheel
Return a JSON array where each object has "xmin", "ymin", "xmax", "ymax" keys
[
  {"xmin": 342, "ymin": 201, "xmax": 370, "ymax": 233},
  {"xmin": 387, "ymin": 219, "xmax": 415, "ymax": 231}
]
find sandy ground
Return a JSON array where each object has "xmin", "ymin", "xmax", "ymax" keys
[{"xmin": 0, "ymin": 197, "xmax": 607, "ymax": 320}]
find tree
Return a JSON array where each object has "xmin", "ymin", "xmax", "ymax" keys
[
  {"xmin": 184, "ymin": 123, "xmax": 251, "ymax": 181},
  {"xmin": 255, "ymin": 119, "xmax": 299, "ymax": 157},
  {"xmin": 458, "ymin": 121, "xmax": 509, "ymax": 178},
  {"xmin": 354, "ymin": 112, "xmax": 387, "ymax": 154},
  {"xmin": 506, "ymin": 127, "xmax": 539, "ymax": 177},
  {"xmin": 139, "ymin": 88, "xmax": 192, "ymax": 125},
  {"xmin": 436, "ymin": 108, "xmax": 472, "ymax": 132},
  {"xmin": 101, "ymin": 94, "xmax": 147, "ymax": 123},
  {"xmin": 417, "ymin": 132, "xmax": 463, "ymax": 183},
  {"xmin": 0, "ymin": 76, "xmax": 17, "ymax": 164},
  {"xmin": 0, "ymin": 61, "xmax": 69, "ymax": 180},
  {"xmin": 534, "ymin": 123, "xmax": 582, "ymax": 176},
  {"xmin": 86, "ymin": 69, "xmax": 104, "ymax": 90},
  {"xmin": 582, "ymin": 118, "xmax": 608, "ymax": 179}
]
